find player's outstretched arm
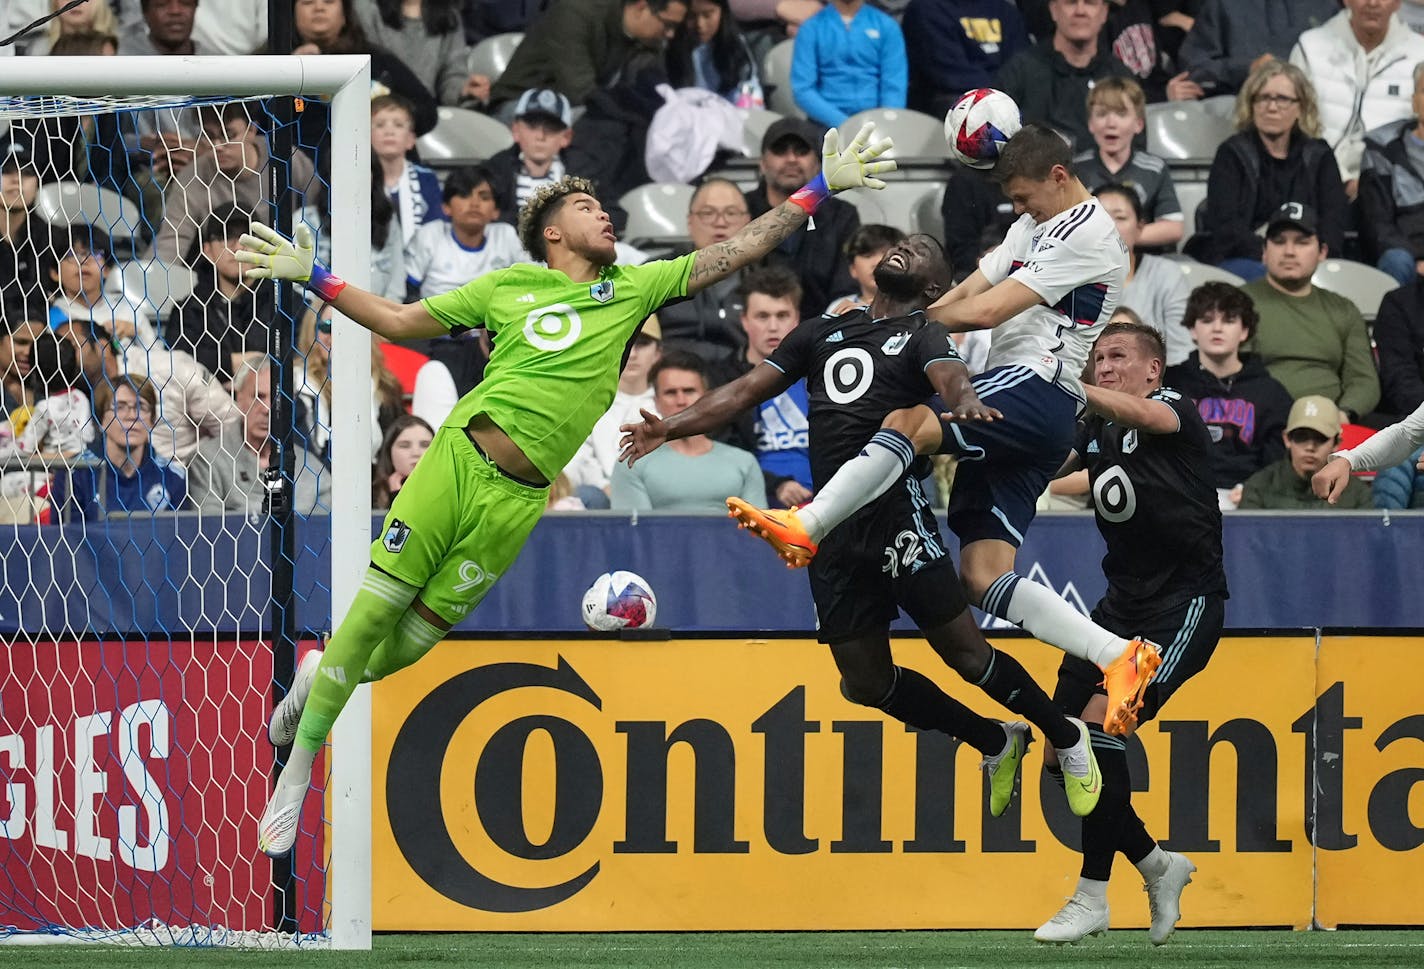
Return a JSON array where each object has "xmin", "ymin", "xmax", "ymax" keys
[
  {"xmin": 1083, "ymin": 384, "xmax": 1180, "ymax": 434},
  {"xmin": 618, "ymin": 363, "xmax": 794, "ymax": 466},
  {"xmin": 926, "ymin": 359, "xmax": 1002, "ymax": 423},
  {"xmin": 236, "ymin": 223, "xmax": 447, "ymax": 342},
  {"xmin": 927, "ymin": 274, "xmax": 1042, "ymax": 332},
  {"xmin": 686, "ymin": 123, "xmax": 896, "ymax": 294}
]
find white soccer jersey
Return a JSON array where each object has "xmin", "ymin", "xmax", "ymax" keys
[
  {"xmin": 405, "ymin": 221, "xmax": 529, "ymax": 300},
  {"xmin": 978, "ymin": 198, "xmax": 1128, "ymax": 402}
]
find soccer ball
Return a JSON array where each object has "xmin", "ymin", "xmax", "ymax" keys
[
  {"xmin": 581, "ymin": 571, "xmax": 658, "ymax": 631},
  {"xmin": 945, "ymin": 88, "xmax": 1023, "ymax": 170}
]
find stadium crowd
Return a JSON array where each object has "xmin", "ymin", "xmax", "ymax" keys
[{"xmin": 0, "ymin": 0, "xmax": 1422, "ymax": 522}]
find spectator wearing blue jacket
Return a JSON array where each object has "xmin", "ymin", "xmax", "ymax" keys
[
  {"xmin": 64, "ymin": 375, "xmax": 188, "ymax": 521},
  {"xmin": 903, "ymin": 0, "xmax": 1028, "ymax": 118},
  {"xmin": 1373, "ymin": 445, "xmax": 1424, "ymax": 509},
  {"xmin": 790, "ymin": 0, "xmax": 908, "ymax": 128}
]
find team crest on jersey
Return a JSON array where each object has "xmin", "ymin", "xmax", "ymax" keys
[
  {"xmin": 1123, "ymin": 429, "xmax": 1139, "ymax": 455},
  {"xmin": 383, "ymin": 519, "xmax": 411, "ymax": 553},
  {"xmin": 881, "ymin": 332, "xmax": 911, "ymax": 355},
  {"xmin": 589, "ymin": 280, "xmax": 615, "ymax": 303}
]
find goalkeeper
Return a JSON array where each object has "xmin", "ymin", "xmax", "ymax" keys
[{"xmin": 237, "ymin": 125, "xmax": 897, "ymax": 857}]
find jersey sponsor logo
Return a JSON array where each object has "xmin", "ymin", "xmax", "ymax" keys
[
  {"xmin": 823, "ymin": 347, "xmax": 875, "ymax": 404},
  {"xmin": 589, "ymin": 280, "xmax": 615, "ymax": 303},
  {"xmin": 384, "ymin": 519, "xmax": 412, "ymax": 553},
  {"xmin": 825, "ymin": 330, "xmax": 845, "ymax": 343},
  {"xmin": 1093, "ymin": 465, "xmax": 1137, "ymax": 524},
  {"xmin": 524, "ymin": 303, "xmax": 583, "ymax": 352},
  {"xmin": 881, "ymin": 332, "xmax": 911, "ymax": 356}
]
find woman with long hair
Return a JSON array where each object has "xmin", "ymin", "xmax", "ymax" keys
[
  {"xmin": 371, "ymin": 413, "xmax": 434, "ymax": 509},
  {"xmin": 668, "ymin": 0, "xmax": 760, "ymax": 104},
  {"xmin": 356, "ymin": 0, "xmax": 488, "ymax": 106},
  {"xmin": 295, "ymin": 306, "xmax": 405, "ymax": 466},
  {"xmin": 19, "ymin": 0, "xmax": 120, "ymax": 56},
  {"xmin": 1190, "ymin": 59, "xmax": 1348, "ymax": 280}
]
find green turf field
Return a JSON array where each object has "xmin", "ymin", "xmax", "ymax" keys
[{"xmin": 1, "ymin": 931, "xmax": 1421, "ymax": 969}]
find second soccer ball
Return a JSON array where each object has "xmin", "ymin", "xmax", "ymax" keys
[{"xmin": 945, "ymin": 88, "xmax": 1023, "ymax": 170}]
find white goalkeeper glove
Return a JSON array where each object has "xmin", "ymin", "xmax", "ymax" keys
[
  {"xmin": 235, "ymin": 223, "xmax": 347, "ymax": 301},
  {"xmin": 789, "ymin": 122, "xmax": 897, "ymax": 214}
]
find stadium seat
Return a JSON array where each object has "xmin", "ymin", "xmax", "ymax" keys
[
  {"xmin": 416, "ymin": 106, "xmax": 515, "ymax": 164},
  {"xmin": 840, "ymin": 108, "xmax": 949, "ymax": 160},
  {"xmin": 466, "ymin": 32, "xmax": 522, "ymax": 86},
  {"xmin": 108, "ymin": 260, "xmax": 195, "ymax": 321},
  {"xmin": 1174, "ymin": 180, "xmax": 1208, "ymax": 246},
  {"xmin": 911, "ymin": 188, "xmax": 944, "ymax": 243},
  {"xmin": 741, "ymin": 107, "xmax": 784, "ymax": 157},
  {"xmin": 840, "ymin": 181, "xmax": 943, "ymax": 234},
  {"xmin": 34, "ymin": 181, "xmax": 145, "ymax": 257},
  {"xmin": 761, "ymin": 39, "xmax": 804, "ymax": 119},
  {"xmin": 1145, "ymin": 96, "xmax": 1235, "ymax": 165},
  {"xmin": 1168, "ymin": 256, "xmax": 1246, "ymax": 289},
  {"xmin": 378, "ymin": 342, "xmax": 431, "ymax": 408},
  {"xmin": 1312, "ymin": 258, "xmax": 1399, "ymax": 321},
  {"xmin": 617, "ymin": 183, "xmax": 696, "ymax": 247}
]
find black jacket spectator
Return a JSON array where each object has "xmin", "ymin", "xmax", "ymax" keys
[
  {"xmin": 1372, "ymin": 281, "xmax": 1424, "ymax": 419},
  {"xmin": 902, "ymin": 0, "xmax": 1029, "ymax": 118},
  {"xmin": 659, "ymin": 273, "xmax": 745, "ymax": 362},
  {"xmin": 165, "ymin": 263, "xmax": 274, "ymax": 385},
  {"xmin": 490, "ymin": 0, "xmax": 643, "ymax": 107},
  {"xmin": 993, "ymin": 39, "xmax": 1135, "ymax": 150},
  {"xmin": 484, "ymin": 141, "xmax": 599, "ymax": 226},
  {"xmin": 463, "ymin": 0, "xmax": 550, "ymax": 42},
  {"xmin": 1178, "ymin": 0, "xmax": 1338, "ymax": 95},
  {"xmin": 1165, "ymin": 350, "xmax": 1293, "ymax": 490},
  {"xmin": 1190, "ymin": 130, "xmax": 1347, "ymax": 265},
  {"xmin": 1359, "ymin": 118, "xmax": 1424, "ymax": 263},
  {"xmin": 745, "ymin": 184, "xmax": 858, "ymax": 319},
  {"xmin": 939, "ymin": 165, "xmax": 1015, "ymax": 283},
  {"xmin": 0, "ymin": 215, "xmax": 58, "ymax": 325}
]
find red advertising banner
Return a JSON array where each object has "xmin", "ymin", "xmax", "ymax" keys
[{"xmin": 0, "ymin": 638, "xmax": 326, "ymax": 935}]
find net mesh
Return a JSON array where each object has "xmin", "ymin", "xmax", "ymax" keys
[{"xmin": 0, "ymin": 87, "xmax": 349, "ymax": 947}]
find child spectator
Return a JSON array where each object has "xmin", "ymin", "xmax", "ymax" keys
[
  {"xmin": 1074, "ymin": 76, "xmax": 1184, "ymax": 249},
  {"xmin": 405, "ymin": 165, "xmax": 528, "ymax": 300},
  {"xmin": 66, "ymin": 374, "xmax": 188, "ymax": 519},
  {"xmin": 486, "ymin": 89, "xmax": 596, "ymax": 227},
  {"xmin": 1095, "ymin": 184, "xmax": 1191, "ymax": 364},
  {"xmin": 46, "ymin": 224, "xmax": 155, "ymax": 347},
  {"xmin": 1239, "ymin": 394, "xmax": 1372, "ymax": 509},
  {"xmin": 827, "ymin": 223, "xmax": 905, "ymax": 315},
  {"xmin": 371, "ymin": 94, "xmax": 445, "ymax": 245},
  {"xmin": 372, "ymin": 414, "xmax": 435, "ymax": 510},
  {"xmin": 790, "ymin": 0, "xmax": 907, "ymax": 127},
  {"xmin": 668, "ymin": 0, "xmax": 762, "ymax": 103},
  {"xmin": 6, "ymin": 328, "xmax": 93, "ymax": 458}
]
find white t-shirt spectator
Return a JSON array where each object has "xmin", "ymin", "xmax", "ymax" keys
[{"xmin": 405, "ymin": 221, "xmax": 528, "ymax": 299}]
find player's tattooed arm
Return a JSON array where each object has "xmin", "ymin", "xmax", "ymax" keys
[
  {"xmin": 618, "ymin": 363, "xmax": 794, "ymax": 466},
  {"xmin": 686, "ymin": 203, "xmax": 810, "ymax": 294},
  {"xmin": 1083, "ymin": 384, "xmax": 1181, "ymax": 434},
  {"xmin": 926, "ymin": 360, "xmax": 1003, "ymax": 423}
]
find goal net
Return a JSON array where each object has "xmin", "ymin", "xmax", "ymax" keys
[{"xmin": 0, "ymin": 56, "xmax": 374, "ymax": 949}]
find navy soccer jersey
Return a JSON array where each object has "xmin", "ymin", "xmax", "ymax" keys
[
  {"xmin": 765, "ymin": 309, "xmax": 963, "ymax": 489},
  {"xmin": 1074, "ymin": 387, "xmax": 1228, "ymax": 620}
]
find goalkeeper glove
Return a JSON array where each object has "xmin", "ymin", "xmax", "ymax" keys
[
  {"xmin": 789, "ymin": 122, "xmax": 897, "ymax": 215},
  {"xmin": 234, "ymin": 223, "xmax": 347, "ymax": 303}
]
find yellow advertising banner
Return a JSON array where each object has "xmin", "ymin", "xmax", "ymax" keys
[
  {"xmin": 369, "ymin": 635, "xmax": 1405, "ymax": 931},
  {"xmin": 1314, "ymin": 636, "xmax": 1424, "ymax": 928}
]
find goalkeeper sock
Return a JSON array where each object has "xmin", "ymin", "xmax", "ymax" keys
[
  {"xmin": 361, "ymin": 608, "xmax": 446, "ymax": 682},
  {"xmin": 798, "ymin": 429, "xmax": 915, "ymax": 542},
  {"xmin": 983, "ymin": 572, "xmax": 1128, "ymax": 667},
  {"xmin": 294, "ymin": 568, "xmax": 418, "ymax": 753}
]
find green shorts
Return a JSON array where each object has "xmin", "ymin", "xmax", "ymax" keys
[{"xmin": 369, "ymin": 425, "xmax": 549, "ymax": 625}]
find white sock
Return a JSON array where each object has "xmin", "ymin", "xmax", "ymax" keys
[
  {"xmin": 280, "ymin": 744, "xmax": 316, "ymax": 788},
  {"xmin": 1135, "ymin": 846, "xmax": 1170, "ymax": 882},
  {"xmin": 1077, "ymin": 876, "xmax": 1109, "ymax": 900},
  {"xmin": 984, "ymin": 572, "xmax": 1129, "ymax": 667},
  {"xmin": 798, "ymin": 429, "xmax": 916, "ymax": 541}
]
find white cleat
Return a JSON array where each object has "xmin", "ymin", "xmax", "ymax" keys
[
  {"xmin": 269, "ymin": 649, "xmax": 323, "ymax": 748},
  {"xmin": 1145, "ymin": 851, "xmax": 1197, "ymax": 945},
  {"xmin": 257, "ymin": 772, "xmax": 309, "ymax": 858},
  {"xmin": 1035, "ymin": 892, "xmax": 1110, "ymax": 944}
]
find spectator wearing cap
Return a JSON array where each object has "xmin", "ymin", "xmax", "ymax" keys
[
  {"xmin": 1358, "ymin": 61, "xmax": 1424, "ymax": 287},
  {"xmin": 657, "ymin": 177, "xmax": 751, "ymax": 361},
  {"xmin": 789, "ymin": 0, "xmax": 907, "ymax": 127},
  {"xmin": 165, "ymin": 205, "xmax": 275, "ymax": 386},
  {"xmin": 746, "ymin": 116, "xmax": 860, "ymax": 319},
  {"xmin": 486, "ymin": 88, "xmax": 598, "ymax": 226},
  {"xmin": 372, "ymin": 94, "xmax": 446, "ymax": 246},
  {"xmin": 1291, "ymin": 0, "xmax": 1424, "ymax": 193},
  {"xmin": 565, "ymin": 316, "xmax": 663, "ymax": 504},
  {"xmin": 1238, "ymin": 394, "xmax": 1374, "ymax": 509},
  {"xmin": 489, "ymin": 0, "xmax": 689, "ymax": 116},
  {"xmin": 1242, "ymin": 202, "xmax": 1382, "ymax": 427},
  {"xmin": 1189, "ymin": 59, "xmax": 1348, "ymax": 279},
  {"xmin": 405, "ymin": 165, "xmax": 528, "ymax": 301},
  {"xmin": 0, "ymin": 128, "xmax": 60, "ymax": 327},
  {"xmin": 992, "ymin": 0, "xmax": 1134, "ymax": 151},
  {"xmin": 902, "ymin": 0, "xmax": 1029, "ymax": 119}
]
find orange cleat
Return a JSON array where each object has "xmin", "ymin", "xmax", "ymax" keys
[
  {"xmin": 1101, "ymin": 638, "xmax": 1162, "ymax": 736},
  {"xmin": 726, "ymin": 497, "xmax": 818, "ymax": 568}
]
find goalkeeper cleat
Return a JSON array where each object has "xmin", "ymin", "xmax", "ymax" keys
[
  {"xmin": 726, "ymin": 497, "xmax": 818, "ymax": 568},
  {"xmin": 1101, "ymin": 638, "xmax": 1162, "ymax": 736},
  {"xmin": 1145, "ymin": 851, "xmax": 1197, "ymax": 945},
  {"xmin": 268, "ymin": 648, "xmax": 323, "ymax": 748},
  {"xmin": 1058, "ymin": 717, "xmax": 1103, "ymax": 817},
  {"xmin": 1035, "ymin": 891, "xmax": 1110, "ymax": 944},
  {"xmin": 257, "ymin": 770, "xmax": 309, "ymax": 858},
  {"xmin": 981, "ymin": 721, "xmax": 1032, "ymax": 818}
]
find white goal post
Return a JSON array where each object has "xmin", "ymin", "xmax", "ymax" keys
[{"xmin": 0, "ymin": 55, "xmax": 374, "ymax": 950}]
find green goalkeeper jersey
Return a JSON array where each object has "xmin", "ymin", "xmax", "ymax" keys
[{"xmin": 422, "ymin": 255, "xmax": 695, "ymax": 482}]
